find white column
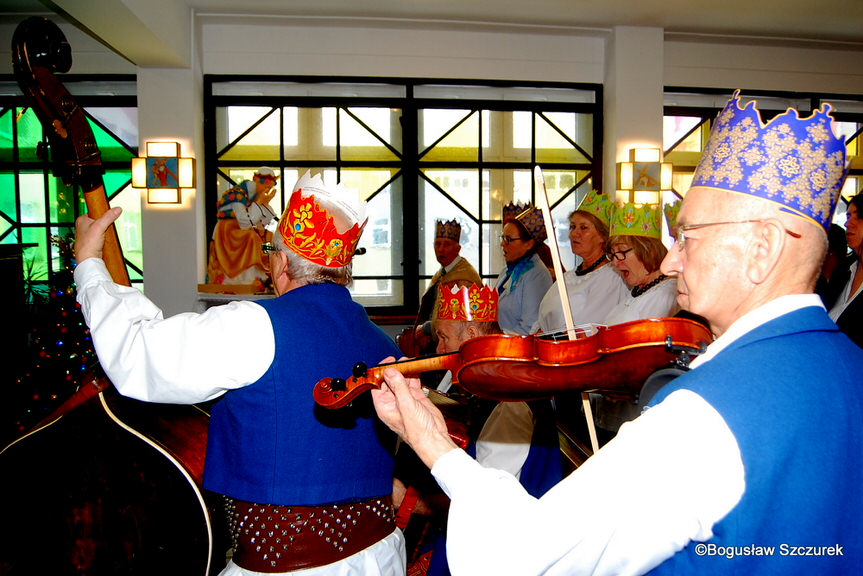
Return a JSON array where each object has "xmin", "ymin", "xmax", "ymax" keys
[{"xmin": 603, "ymin": 26, "xmax": 665, "ymax": 199}]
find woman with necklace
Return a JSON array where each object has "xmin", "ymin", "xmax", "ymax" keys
[
  {"xmin": 594, "ymin": 201, "xmax": 679, "ymax": 439},
  {"xmin": 534, "ymin": 191, "xmax": 628, "ymax": 335},
  {"xmin": 603, "ymin": 202, "xmax": 678, "ymax": 325}
]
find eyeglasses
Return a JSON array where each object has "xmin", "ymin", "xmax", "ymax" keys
[
  {"xmin": 606, "ymin": 248, "xmax": 633, "ymax": 261},
  {"xmin": 261, "ymin": 241, "xmax": 279, "ymax": 255},
  {"xmin": 674, "ymin": 219, "xmax": 802, "ymax": 250},
  {"xmin": 500, "ymin": 235, "xmax": 529, "ymax": 244}
]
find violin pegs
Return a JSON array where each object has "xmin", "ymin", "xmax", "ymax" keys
[
  {"xmin": 330, "ymin": 378, "xmax": 347, "ymax": 392},
  {"xmin": 351, "ymin": 362, "xmax": 368, "ymax": 378}
]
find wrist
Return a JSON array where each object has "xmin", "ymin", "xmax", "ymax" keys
[{"xmin": 411, "ymin": 429, "xmax": 459, "ymax": 469}]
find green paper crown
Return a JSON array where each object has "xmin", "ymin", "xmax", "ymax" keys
[
  {"xmin": 578, "ymin": 190, "xmax": 613, "ymax": 226},
  {"xmin": 609, "ymin": 201, "xmax": 662, "ymax": 239}
]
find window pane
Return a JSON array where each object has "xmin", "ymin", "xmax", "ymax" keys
[
  {"xmin": 19, "ymin": 173, "xmax": 46, "ymax": 224},
  {"xmin": 220, "ymin": 106, "xmax": 281, "ymax": 160}
]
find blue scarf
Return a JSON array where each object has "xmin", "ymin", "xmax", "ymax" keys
[{"xmin": 499, "ymin": 254, "xmax": 535, "ymax": 293}]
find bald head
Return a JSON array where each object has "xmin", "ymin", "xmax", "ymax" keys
[{"xmin": 661, "ymin": 187, "xmax": 827, "ymax": 336}]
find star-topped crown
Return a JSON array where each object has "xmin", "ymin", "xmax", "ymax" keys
[
  {"xmin": 277, "ymin": 171, "xmax": 367, "ymax": 267},
  {"xmin": 692, "ymin": 90, "xmax": 848, "ymax": 232},
  {"xmin": 503, "ymin": 202, "xmax": 547, "ymax": 243},
  {"xmin": 578, "ymin": 190, "xmax": 613, "ymax": 226},
  {"xmin": 436, "ymin": 283, "xmax": 498, "ymax": 322},
  {"xmin": 609, "ymin": 201, "xmax": 662, "ymax": 239},
  {"xmin": 435, "ymin": 219, "xmax": 461, "ymax": 242}
]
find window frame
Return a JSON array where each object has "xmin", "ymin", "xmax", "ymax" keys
[{"xmin": 204, "ymin": 75, "xmax": 603, "ymax": 317}]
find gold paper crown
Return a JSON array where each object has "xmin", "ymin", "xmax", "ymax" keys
[
  {"xmin": 578, "ymin": 190, "xmax": 613, "ymax": 226},
  {"xmin": 435, "ymin": 219, "xmax": 461, "ymax": 241},
  {"xmin": 692, "ymin": 91, "xmax": 848, "ymax": 232},
  {"xmin": 663, "ymin": 200, "xmax": 681, "ymax": 236},
  {"xmin": 503, "ymin": 202, "xmax": 547, "ymax": 243},
  {"xmin": 277, "ymin": 172, "xmax": 367, "ymax": 267},
  {"xmin": 435, "ymin": 283, "xmax": 498, "ymax": 322},
  {"xmin": 609, "ymin": 201, "xmax": 662, "ymax": 239}
]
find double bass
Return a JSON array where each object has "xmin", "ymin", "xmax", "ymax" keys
[{"xmin": 0, "ymin": 17, "xmax": 219, "ymax": 575}]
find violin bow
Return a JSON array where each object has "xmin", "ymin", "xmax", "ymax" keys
[{"xmin": 534, "ymin": 166, "xmax": 600, "ymax": 454}]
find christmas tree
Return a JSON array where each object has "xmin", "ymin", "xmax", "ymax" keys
[{"xmin": 2, "ymin": 233, "xmax": 96, "ymax": 446}]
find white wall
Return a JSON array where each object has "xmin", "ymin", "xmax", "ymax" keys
[{"xmin": 4, "ymin": 15, "xmax": 862, "ymax": 315}]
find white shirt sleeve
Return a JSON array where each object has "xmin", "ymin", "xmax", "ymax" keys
[
  {"xmin": 432, "ymin": 389, "xmax": 745, "ymax": 576},
  {"xmin": 475, "ymin": 401, "xmax": 534, "ymax": 479},
  {"xmin": 74, "ymin": 258, "xmax": 275, "ymax": 404}
]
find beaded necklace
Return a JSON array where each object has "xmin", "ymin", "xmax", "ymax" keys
[
  {"xmin": 575, "ymin": 256, "xmax": 606, "ymax": 277},
  {"xmin": 631, "ymin": 274, "xmax": 667, "ymax": 298}
]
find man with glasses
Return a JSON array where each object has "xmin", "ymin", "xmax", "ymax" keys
[
  {"xmin": 74, "ymin": 171, "xmax": 406, "ymax": 575},
  {"xmin": 370, "ymin": 92, "xmax": 863, "ymax": 575}
]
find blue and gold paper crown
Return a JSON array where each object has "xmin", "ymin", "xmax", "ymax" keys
[
  {"xmin": 609, "ymin": 201, "xmax": 662, "ymax": 239},
  {"xmin": 435, "ymin": 219, "xmax": 461, "ymax": 241},
  {"xmin": 578, "ymin": 190, "xmax": 613, "ymax": 226},
  {"xmin": 692, "ymin": 91, "xmax": 848, "ymax": 232},
  {"xmin": 503, "ymin": 202, "xmax": 547, "ymax": 243}
]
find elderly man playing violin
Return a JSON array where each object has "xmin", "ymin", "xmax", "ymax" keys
[
  {"xmin": 371, "ymin": 93, "xmax": 863, "ymax": 575},
  {"xmin": 74, "ymin": 172, "xmax": 406, "ymax": 575}
]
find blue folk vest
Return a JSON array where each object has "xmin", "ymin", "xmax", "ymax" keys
[
  {"xmin": 203, "ymin": 282, "xmax": 401, "ymax": 506},
  {"xmin": 648, "ymin": 307, "xmax": 863, "ymax": 575}
]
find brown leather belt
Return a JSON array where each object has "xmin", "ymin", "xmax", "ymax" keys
[{"xmin": 227, "ymin": 496, "xmax": 396, "ymax": 573}]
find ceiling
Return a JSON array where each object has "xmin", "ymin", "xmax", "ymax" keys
[{"xmin": 3, "ymin": 0, "xmax": 863, "ymax": 68}]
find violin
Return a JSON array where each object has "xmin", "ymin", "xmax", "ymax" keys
[{"xmin": 314, "ymin": 316, "xmax": 711, "ymax": 409}]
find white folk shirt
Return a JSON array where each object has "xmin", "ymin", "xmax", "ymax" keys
[
  {"xmin": 74, "ymin": 258, "xmax": 406, "ymax": 576},
  {"xmin": 430, "ymin": 294, "xmax": 824, "ymax": 576}
]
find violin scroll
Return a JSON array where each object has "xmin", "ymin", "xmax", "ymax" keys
[{"xmin": 313, "ymin": 373, "xmax": 384, "ymax": 409}]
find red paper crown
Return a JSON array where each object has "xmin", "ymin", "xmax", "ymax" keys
[
  {"xmin": 278, "ymin": 189, "xmax": 366, "ymax": 267},
  {"xmin": 436, "ymin": 283, "xmax": 498, "ymax": 322}
]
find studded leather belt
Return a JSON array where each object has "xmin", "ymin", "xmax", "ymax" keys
[{"xmin": 227, "ymin": 495, "xmax": 396, "ymax": 573}]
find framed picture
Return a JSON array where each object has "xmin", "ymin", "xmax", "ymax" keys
[{"xmin": 147, "ymin": 156, "xmax": 180, "ymax": 188}]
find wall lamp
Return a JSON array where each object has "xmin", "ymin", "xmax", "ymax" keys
[
  {"xmin": 616, "ymin": 147, "xmax": 672, "ymax": 205},
  {"xmin": 131, "ymin": 141, "xmax": 195, "ymax": 204}
]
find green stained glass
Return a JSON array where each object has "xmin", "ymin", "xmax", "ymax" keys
[
  {"xmin": 21, "ymin": 227, "xmax": 48, "ymax": 282},
  {"xmin": 0, "ymin": 217, "xmax": 13, "ymax": 243},
  {"xmin": 0, "ymin": 172, "xmax": 17, "ymax": 226},
  {"xmin": 50, "ymin": 177, "xmax": 77, "ymax": 224},
  {"xmin": 0, "ymin": 107, "xmax": 12, "ymax": 163},
  {"xmin": 104, "ymin": 170, "xmax": 132, "ymax": 200},
  {"xmin": 13, "ymin": 108, "xmax": 45, "ymax": 163},
  {"xmin": 90, "ymin": 118, "xmax": 135, "ymax": 163}
]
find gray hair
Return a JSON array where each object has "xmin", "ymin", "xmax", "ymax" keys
[{"xmin": 273, "ymin": 233, "xmax": 353, "ymax": 287}]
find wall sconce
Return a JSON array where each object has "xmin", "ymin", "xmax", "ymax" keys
[
  {"xmin": 616, "ymin": 148, "xmax": 672, "ymax": 204},
  {"xmin": 131, "ymin": 141, "xmax": 195, "ymax": 204}
]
